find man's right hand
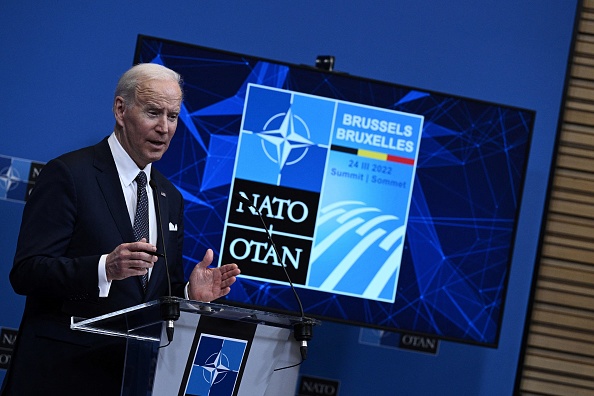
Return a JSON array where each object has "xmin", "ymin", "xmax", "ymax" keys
[{"xmin": 105, "ymin": 239, "xmax": 158, "ymax": 281}]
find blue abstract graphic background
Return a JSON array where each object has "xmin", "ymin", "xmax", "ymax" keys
[{"xmin": 136, "ymin": 36, "xmax": 533, "ymax": 346}]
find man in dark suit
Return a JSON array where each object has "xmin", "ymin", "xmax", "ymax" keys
[{"xmin": 1, "ymin": 63, "xmax": 240, "ymax": 395}]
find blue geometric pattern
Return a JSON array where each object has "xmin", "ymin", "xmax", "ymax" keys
[{"xmin": 135, "ymin": 36, "xmax": 534, "ymax": 345}]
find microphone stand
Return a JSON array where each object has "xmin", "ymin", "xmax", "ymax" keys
[
  {"xmin": 235, "ymin": 193, "xmax": 314, "ymax": 363},
  {"xmin": 150, "ymin": 180, "xmax": 180, "ymax": 345}
]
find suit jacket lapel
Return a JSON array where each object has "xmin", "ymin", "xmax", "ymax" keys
[
  {"xmin": 146, "ymin": 174, "xmax": 170, "ymax": 297},
  {"xmin": 93, "ymin": 139, "xmax": 136, "ymax": 243}
]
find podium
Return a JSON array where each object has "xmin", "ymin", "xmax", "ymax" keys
[{"xmin": 70, "ymin": 297, "xmax": 319, "ymax": 396}]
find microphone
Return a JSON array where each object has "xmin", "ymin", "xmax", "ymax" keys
[
  {"xmin": 234, "ymin": 192, "xmax": 314, "ymax": 362},
  {"xmin": 150, "ymin": 179, "xmax": 180, "ymax": 344}
]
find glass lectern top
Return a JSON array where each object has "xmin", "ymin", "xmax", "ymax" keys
[{"xmin": 71, "ymin": 297, "xmax": 319, "ymax": 342}]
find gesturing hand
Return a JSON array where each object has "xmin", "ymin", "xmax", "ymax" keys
[
  {"xmin": 105, "ymin": 239, "xmax": 158, "ymax": 281},
  {"xmin": 188, "ymin": 249, "xmax": 240, "ymax": 302}
]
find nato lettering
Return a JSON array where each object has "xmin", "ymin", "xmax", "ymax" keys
[{"xmin": 236, "ymin": 193, "xmax": 309, "ymax": 223}]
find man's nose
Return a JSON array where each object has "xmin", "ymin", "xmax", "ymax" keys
[{"xmin": 156, "ymin": 115, "xmax": 168, "ymax": 133}]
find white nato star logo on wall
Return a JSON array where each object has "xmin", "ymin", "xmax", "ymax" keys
[
  {"xmin": 257, "ymin": 107, "xmax": 314, "ymax": 170},
  {"xmin": 0, "ymin": 165, "xmax": 21, "ymax": 192}
]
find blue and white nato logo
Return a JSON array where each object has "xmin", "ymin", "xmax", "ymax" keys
[
  {"xmin": 185, "ymin": 334, "xmax": 247, "ymax": 396},
  {"xmin": 235, "ymin": 84, "xmax": 334, "ymax": 193},
  {"xmin": 0, "ymin": 155, "xmax": 44, "ymax": 203},
  {"xmin": 230, "ymin": 84, "xmax": 423, "ymax": 303}
]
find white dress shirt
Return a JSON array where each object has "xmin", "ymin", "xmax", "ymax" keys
[{"xmin": 98, "ymin": 132, "xmax": 158, "ymax": 297}]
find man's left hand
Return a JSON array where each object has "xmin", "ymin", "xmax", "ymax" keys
[{"xmin": 188, "ymin": 249, "xmax": 240, "ymax": 302}]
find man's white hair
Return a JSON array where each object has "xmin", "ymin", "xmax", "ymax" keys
[{"xmin": 113, "ymin": 63, "xmax": 183, "ymax": 111}]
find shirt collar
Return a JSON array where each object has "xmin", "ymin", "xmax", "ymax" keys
[{"xmin": 107, "ymin": 132, "xmax": 152, "ymax": 187}]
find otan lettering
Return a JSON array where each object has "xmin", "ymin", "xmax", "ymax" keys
[
  {"xmin": 229, "ymin": 238, "xmax": 303, "ymax": 270},
  {"xmin": 0, "ymin": 353, "xmax": 10, "ymax": 366},
  {"xmin": 401, "ymin": 334, "xmax": 437, "ymax": 351}
]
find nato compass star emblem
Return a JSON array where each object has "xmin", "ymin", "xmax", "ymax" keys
[
  {"xmin": 257, "ymin": 107, "xmax": 314, "ymax": 170},
  {"xmin": 0, "ymin": 165, "xmax": 22, "ymax": 193},
  {"xmin": 200, "ymin": 350, "xmax": 234, "ymax": 386}
]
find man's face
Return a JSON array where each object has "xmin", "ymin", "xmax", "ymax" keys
[{"xmin": 114, "ymin": 78, "xmax": 182, "ymax": 168}]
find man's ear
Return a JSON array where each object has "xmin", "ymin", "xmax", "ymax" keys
[{"xmin": 114, "ymin": 96, "xmax": 126, "ymax": 126}]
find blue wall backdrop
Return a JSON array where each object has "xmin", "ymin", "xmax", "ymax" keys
[{"xmin": 0, "ymin": 1, "xmax": 579, "ymax": 394}]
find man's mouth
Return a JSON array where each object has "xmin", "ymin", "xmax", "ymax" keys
[{"xmin": 148, "ymin": 140, "xmax": 166, "ymax": 148}]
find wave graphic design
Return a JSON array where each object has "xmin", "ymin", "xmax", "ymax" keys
[{"xmin": 310, "ymin": 200, "xmax": 404, "ymax": 301}]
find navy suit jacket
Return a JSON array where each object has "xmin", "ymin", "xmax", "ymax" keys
[{"xmin": 2, "ymin": 137, "xmax": 186, "ymax": 395}]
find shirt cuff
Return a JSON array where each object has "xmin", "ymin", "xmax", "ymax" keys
[{"xmin": 98, "ymin": 254, "xmax": 112, "ymax": 297}]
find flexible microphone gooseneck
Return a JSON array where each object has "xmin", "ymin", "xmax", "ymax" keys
[
  {"xmin": 234, "ymin": 193, "xmax": 314, "ymax": 363},
  {"xmin": 150, "ymin": 179, "xmax": 180, "ymax": 345}
]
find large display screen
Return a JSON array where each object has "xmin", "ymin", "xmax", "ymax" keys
[{"xmin": 134, "ymin": 35, "xmax": 534, "ymax": 346}]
